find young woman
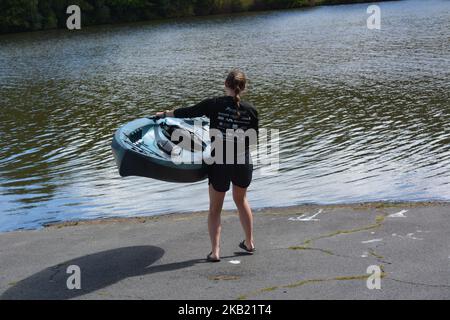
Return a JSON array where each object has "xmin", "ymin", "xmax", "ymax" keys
[{"xmin": 156, "ymin": 69, "xmax": 259, "ymax": 262}]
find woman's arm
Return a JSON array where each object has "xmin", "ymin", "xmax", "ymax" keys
[{"xmin": 155, "ymin": 98, "xmax": 213, "ymax": 119}]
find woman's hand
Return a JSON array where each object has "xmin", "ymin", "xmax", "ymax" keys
[{"xmin": 155, "ymin": 110, "xmax": 174, "ymax": 118}]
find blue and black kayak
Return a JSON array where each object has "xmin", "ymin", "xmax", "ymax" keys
[{"xmin": 111, "ymin": 117, "xmax": 211, "ymax": 183}]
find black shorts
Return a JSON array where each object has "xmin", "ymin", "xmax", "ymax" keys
[{"xmin": 208, "ymin": 164, "xmax": 253, "ymax": 192}]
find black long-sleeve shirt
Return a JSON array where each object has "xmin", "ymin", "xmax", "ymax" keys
[
  {"xmin": 174, "ymin": 96, "xmax": 258, "ymax": 132},
  {"xmin": 174, "ymin": 96, "xmax": 259, "ymax": 164}
]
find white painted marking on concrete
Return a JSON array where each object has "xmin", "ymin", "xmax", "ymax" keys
[
  {"xmin": 229, "ymin": 260, "xmax": 241, "ymax": 265},
  {"xmin": 288, "ymin": 209, "xmax": 323, "ymax": 222},
  {"xmin": 406, "ymin": 233, "xmax": 423, "ymax": 240},
  {"xmin": 393, "ymin": 233, "xmax": 423, "ymax": 241},
  {"xmin": 361, "ymin": 238, "xmax": 383, "ymax": 244},
  {"xmin": 388, "ymin": 210, "xmax": 408, "ymax": 218},
  {"xmin": 361, "ymin": 251, "xmax": 369, "ymax": 258}
]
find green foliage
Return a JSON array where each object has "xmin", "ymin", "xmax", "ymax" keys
[
  {"xmin": 0, "ymin": 0, "xmax": 380, "ymax": 33},
  {"xmin": 0, "ymin": 0, "xmax": 41, "ymax": 32}
]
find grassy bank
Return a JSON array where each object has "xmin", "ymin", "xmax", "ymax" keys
[{"xmin": 1, "ymin": 0, "xmax": 386, "ymax": 34}]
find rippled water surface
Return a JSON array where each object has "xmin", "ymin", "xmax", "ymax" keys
[{"xmin": 1, "ymin": 0, "xmax": 449, "ymax": 231}]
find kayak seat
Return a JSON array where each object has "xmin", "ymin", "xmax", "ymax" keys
[
  {"xmin": 159, "ymin": 123, "xmax": 206, "ymax": 153},
  {"xmin": 157, "ymin": 139, "xmax": 177, "ymax": 155}
]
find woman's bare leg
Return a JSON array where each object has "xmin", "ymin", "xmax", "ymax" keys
[
  {"xmin": 208, "ymin": 184, "xmax": 226, "ymax": 259},
  {"xmin": 232, "ymin": 185, "xmax": 255, "ymax": 250}
]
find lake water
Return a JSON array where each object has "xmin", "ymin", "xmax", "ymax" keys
[{"xmin": 0, "ymin": 0, "xmax": 449, "ymax": 232}]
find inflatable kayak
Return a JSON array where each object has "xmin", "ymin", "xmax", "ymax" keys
[{"xmin": 111, "ymin": 117, "xmax": 210, "ymax": 183}]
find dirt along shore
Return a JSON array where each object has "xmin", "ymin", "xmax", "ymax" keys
[{"xmin": 0, "ymin": 202, "xmax": 449, "ymax": 299}]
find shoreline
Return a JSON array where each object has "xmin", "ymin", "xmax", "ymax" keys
[
  {"xmin": 27, "ymin": 200, "xmax": 450, "ymax": 232},
  {"xmin": 0, "ymin": 0, "xmax": 392, "ymax": 35}
]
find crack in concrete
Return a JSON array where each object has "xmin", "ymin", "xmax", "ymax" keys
[
  {"xmin": 236, "ymin": 215, "xmax": 391, "ymax": 300},
  {"xmin": 96, "ymin": 291, "xmax": 147, "ymax": 300},
  {"xmin": 368, "ymin": 248, "xmax": 392, "ymax": 265},
  {"xmin": 386, "ymin": 277, "xmax": 450, "ymax": 289},
  {"xmin": 209, "ymin": 275, "xmax": 241, "ymax": 281},
  {"xmin": 302, "ymin": 214, "xmax": 386, "ymax": 247},
  {"xmin": 287, "ymin": 246, "xmax": 354, "ymax": 259},
  {"xmin": 237, "ymin": 269, "xmax": 387, "ymax": 300},
  {"xmin": 287, "ymin": 246, "xmax": 334, "ymax": 256},
  {"xmin": 287, "ymin": 214, "xmax": 387, "ymax": 260},
  {"xmin": 48, "ymin": 264, "xmax": 64, "ymax": 282}
]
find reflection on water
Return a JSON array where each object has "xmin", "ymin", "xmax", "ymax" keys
[{"xmin": 0, "ymin": 0, "xmax": 449, "ymax": 231}]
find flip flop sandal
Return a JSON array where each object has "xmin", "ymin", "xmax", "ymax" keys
[
  {"xmin": 239, "ymin": 240, "xmax": 256, "ymax": 254},
  {"xmin": 206, "ymin": 252, "xmax": 221, "ymax": 262}
]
